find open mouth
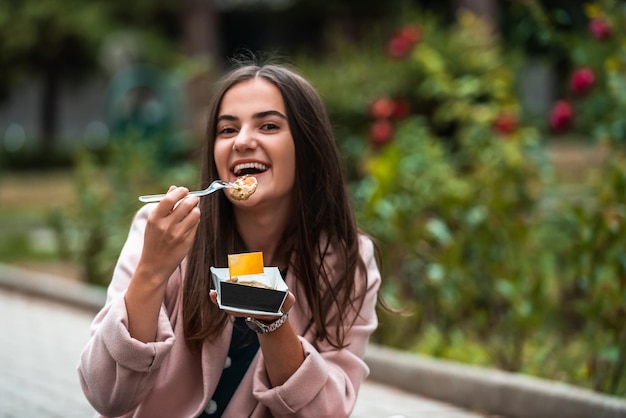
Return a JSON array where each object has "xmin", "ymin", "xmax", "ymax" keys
[{"xmin": 232, "ymin": 162, "xmax": 269, "ymax": 177}]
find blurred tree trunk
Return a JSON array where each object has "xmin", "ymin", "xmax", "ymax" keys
[
  {"xmin": 455, "ymin": 0, "xmax": 499, "ymax": 31},
  {"xmin": 40, "ymin": 62, "xmax": 59, "ymax": 162},
  {"xmin": 182, "ymin": 0, "xmax": 220, "ymax": 59},
  {"xmin": 181, "ymin": 0, "xmax": 221, "ymax": 140}
]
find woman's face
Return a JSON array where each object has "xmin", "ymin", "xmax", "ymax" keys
[{"xmin": 214, "ymin": 78, "xmax": 296, "ymax": 206}]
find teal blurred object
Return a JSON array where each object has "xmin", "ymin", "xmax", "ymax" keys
[{"xmin": 104, "ymin": 63, "xmax": 185, "ymax": 165}]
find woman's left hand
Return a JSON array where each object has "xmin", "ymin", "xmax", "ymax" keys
[{"xmin": 210, "ymin": 289, "xmax": 304, "ymax": 386}]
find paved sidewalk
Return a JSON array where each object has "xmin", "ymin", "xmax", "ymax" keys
[
  {"xmin": 1, "ymin": 289, "xmax": 93, "ymax": 418},
  {"xmin": 0, "ymin": 288, "xmax": 485, "ymax": 418}
]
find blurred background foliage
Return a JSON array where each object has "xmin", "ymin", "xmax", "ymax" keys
[{"xmin": 1, "ymin": 0, "xmax": 625, "ymax": 397}]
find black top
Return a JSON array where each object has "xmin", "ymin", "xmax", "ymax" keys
[
  {"xmin": 198, "ymin": 267, "xmax": 288, "ymax": 417},
  {"xmin": 198, "ymin": 317, "xmax": 259, "ymax": 417}
]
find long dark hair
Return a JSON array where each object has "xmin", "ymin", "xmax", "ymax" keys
[{"xmin": 183, "ymin": 61, "xmax": 370, "ymax": 352}]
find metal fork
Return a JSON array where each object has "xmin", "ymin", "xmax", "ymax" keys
[{"xmin": 138, "ymin": 180, "xmax": 234, "ymax": 203}]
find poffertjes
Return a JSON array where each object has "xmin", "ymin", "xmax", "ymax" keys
[{"xmin": 228, "ymin": 175, "xmax": 258, "ymax": 200}]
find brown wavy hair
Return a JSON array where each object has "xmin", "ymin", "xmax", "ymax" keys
[{"xmin": 182, "ymin": 61, "xmax": 373, "ymax": 352}]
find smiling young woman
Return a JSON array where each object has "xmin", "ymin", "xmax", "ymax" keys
[{"xmin": 78, "ymin": 60, "xmax": 385, "ymax": 418}]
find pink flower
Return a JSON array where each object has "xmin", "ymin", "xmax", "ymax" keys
[
  {"xmin": 589, "ymin": 18, "xmax": 612, "ymax": 41},
  {"xmin": 549, "ymin": 100, "xmax": 573, "ymax": 133},
  {"xmin": 370, "ymin": 119, "xmax": 394, "ymax": 145},
  {"xmin": 492, "ymin": 112, "xmax": 519, "ymax": 135},
  {"xmin": 570, "ymin": 67, "xmax": 596, "ymax": 96}
]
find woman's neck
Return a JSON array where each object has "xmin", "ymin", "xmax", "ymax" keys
[{"xmin": 233, "ymin": 204, "xmax": 291, "ymax": 269}]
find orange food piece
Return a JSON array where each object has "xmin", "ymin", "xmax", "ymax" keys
[{"xmin": 228, "ymin": 252, "xmax": 264, "ymax": 277}]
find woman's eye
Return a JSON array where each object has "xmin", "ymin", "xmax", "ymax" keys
[
  {"xmin": 261, "ymin": 122, "xmax": 279, "ymax": 131},
  {"xmin": 218, "ymin": 126, "xmax": 236, "ymax": 135}
]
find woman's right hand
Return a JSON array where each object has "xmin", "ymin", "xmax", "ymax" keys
[
  {"xmin": 125, "ymin": 186, "xmax": 201, "ymax": 342},
  {"xmin": 138, "ymin": 186, "xmax": 201, "ymax": 286}
]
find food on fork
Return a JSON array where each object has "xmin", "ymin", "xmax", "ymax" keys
[{"xmin": 228, "ymin": 175, "xmax": 258, "ymax": 201}]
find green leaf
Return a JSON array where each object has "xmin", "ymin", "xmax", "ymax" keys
[{"xmin": 425, "ymin": 218, "xmax": 452, "ymax": 246}]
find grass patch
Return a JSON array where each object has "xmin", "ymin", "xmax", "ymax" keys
[{"xmin": 0, "ymin": 169, "xmax": 74, "ymax": 262}]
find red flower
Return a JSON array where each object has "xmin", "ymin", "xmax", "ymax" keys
[
  {"xmin": 589, "ymin": 18, "xmax": 612, "ymax": 41},
  {"xmin": 387, "ymin": 24, "xmax": 422, "ymax": 59},
  {"xmin": 369, "ymin": 97, "xmax": 396, "ymax": 119},
  {"xmin": 570, "ymin": 67, "xmax": 596, "ymax": 96},
  {"xmin": 492, "ymin": 112, "xmax": 519, "ymax": 135},
  {"xmin": 549, "ymin": 100, "xmax": 573, "ymax": 133},
  {"xmin": 392, "ymin": 99, "xmax": 411, "ymax": 119},
  {"xmin": 370, "ymin": 119, "xmax": 394, "ymax": 145},
  {"xmin": 399, "ymin": 24, "xmax": 422, "ymax": 44},
  {"xmin": 387, "ymin": 36, "xmax": 414, "ymax": 59}
]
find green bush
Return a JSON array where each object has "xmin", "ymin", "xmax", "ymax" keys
[
  {"xmin": 298, "ymin": 3, "xmax": 626, "ymax": 396},
  {"xmin": 356, "ymin": 116, "xmax": 548, "ymax": 370},
  {"xmin": 48, "ymin": 134, "xmax": 199, "ymax": 286},
  {"xmin": 514, "ymin": 0, "xmax": 626, "ymax": 395},
  {"xmin": 542, "ymin": 156, "xmax": 626, "ymax": 395},
  {"xmin": 300, "ymin": 8, "xmax": 547, "ymax": 369}
]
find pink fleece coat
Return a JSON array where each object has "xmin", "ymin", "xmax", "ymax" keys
[{"xmin": 78, "ymin": 204, "xmax": 381, "ymax": 418}]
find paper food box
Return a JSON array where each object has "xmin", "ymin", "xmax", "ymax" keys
[{"xmin": 210, "ymin": 251, "xmax": 288, "ymax": 316}]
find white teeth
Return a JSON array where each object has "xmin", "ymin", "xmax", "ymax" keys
[{"xmin": 233, "ymin": 162, "xmax": 268, "ymax": 174}]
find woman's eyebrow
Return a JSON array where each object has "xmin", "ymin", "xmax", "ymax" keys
[
  {"xmin": 217, "ymin": 114, "xmax": 237, "ymax": 122},
  {"xmin": 253, "ymin": 110, "xmax": 287, "ymax": 120},
  {"xmin": 217, "ymin": 110, "xmax": 287, "ymax": 122}
]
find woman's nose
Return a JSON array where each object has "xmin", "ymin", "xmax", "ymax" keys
[{"xmin": 232, "ymin": 128, "xmax": 257, "ymax": 152}]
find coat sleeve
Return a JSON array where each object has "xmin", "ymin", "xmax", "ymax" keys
[
  {"xmin": 77, "ymin": 204, "xmax": 177, "ymax": 417},
  {"xmin": 251, "ymin": 234, "xmax": 381, "ymax": 418}
]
